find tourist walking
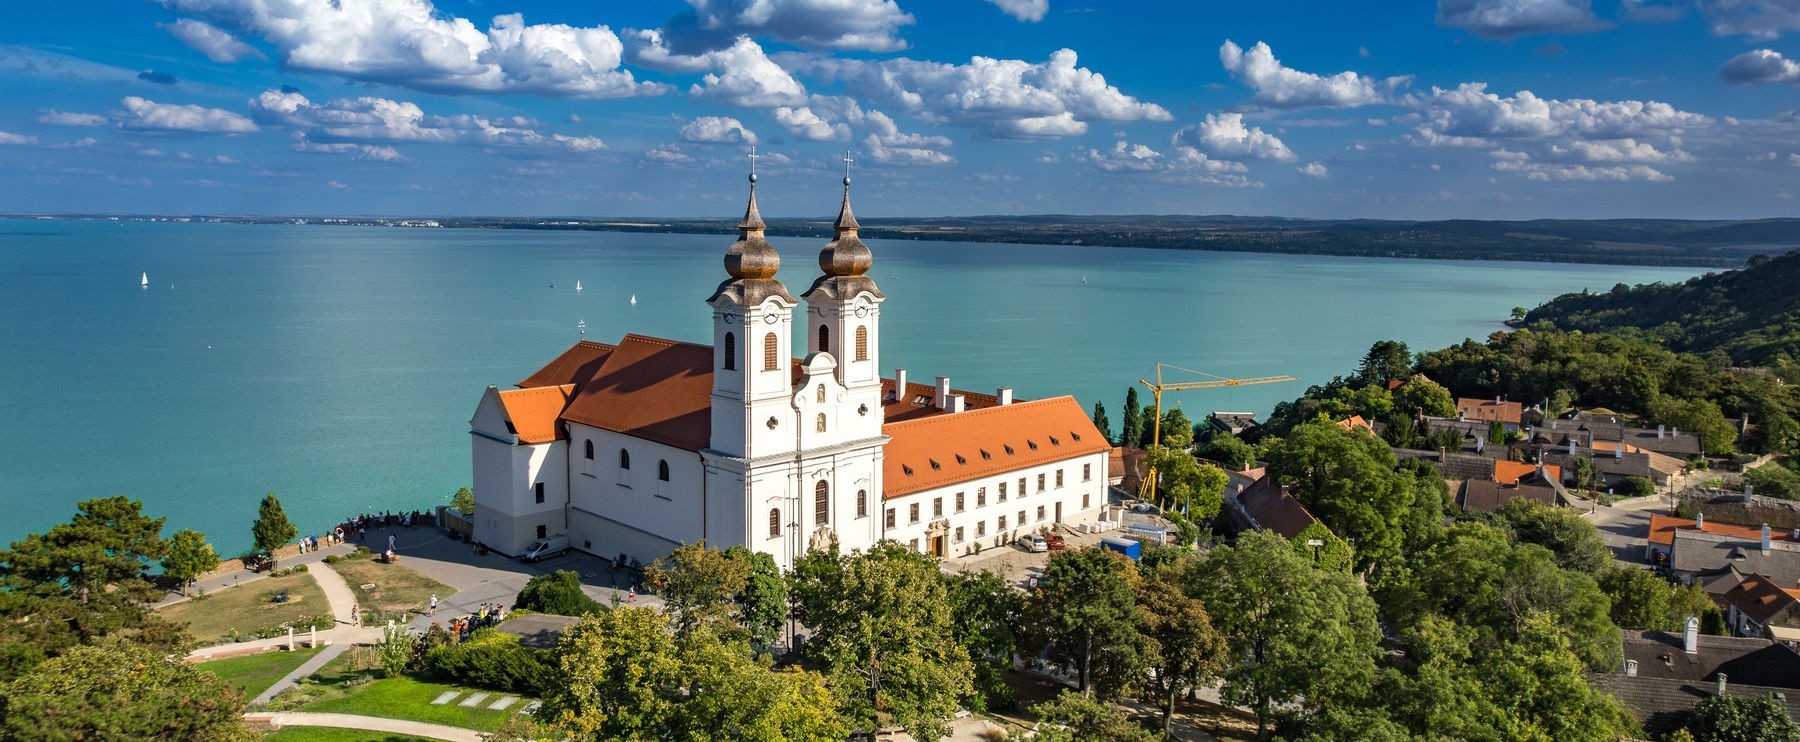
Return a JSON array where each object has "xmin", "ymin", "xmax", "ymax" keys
[{"xmin": 429, "ymin": 594, "xmax": 438, "ymax": 616}]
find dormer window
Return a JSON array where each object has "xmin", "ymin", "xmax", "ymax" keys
[
  {"xmin": 1004, "ymin": 444, "xmax": 1015, "ymax": 455},
  {"xmin": 902, "ymin": 464, "xmax": 914, "ymax": 476},
  {"xmin": 912, "ymin": 395, "xmax": 930, "ymax": 406},
  {"xmin": 980, "ymin": 449, "xmax": 992, "ymax": 460},
  {"xmin": 929, "ymin": 459, "xmax": 941, "ymax": 471},
  {"xmin": 1027, "ymin": 440, "xmax": 1039, "ymax": 450},
  {"xmin": 1049, "ymin": 435, "xmax": 1060, "ymax": 446},
  {"xmin": 955, "ymin": 454, "xmax": 967, "ymax": 465},
  {"xmin": 1071, "ymin": 431, "xmax": 1082, "ymax": 441}
]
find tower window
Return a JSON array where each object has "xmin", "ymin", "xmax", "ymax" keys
[
  {"xmin": 722, "ymin": 332, "xmax": 736, "ymax": 371},
  {"xmin": 619, "ymin": 449, "xmax": 631, "ymax": 469},
  {"xmin": 658, "ymin": 460, "xmax": 670, "ymax": 482},
  {"xmin": 762, "ymin": 333, "xmax": 778, "ymax": 371},
  {"xmin": 819, "ymin": 325, "xmax": 830, "ymax": 353},
  {"xmin": 857, "ymin": 489, "xmax": 868, "ymax": 518},
  {"xmin": 584, "ymin": 440, "xmax": 594, "ymax": 460},
  {"xmin": 769, "ymin": 508, "xmax": 781, "ymax": 538},
  {"xmin": 815, "ymin": 481, "xmax": 830, "ymax": 525},
  {"xmin": 816, "ymin": 413, "xmax": 827, "ymax": 433},
  {"xmin": 855, "ymin": 326, "xmax": 869, "ymax": 361},
  {"xmin": 534, "ymin": 482, "xmax": 545, "ymax": 504}
]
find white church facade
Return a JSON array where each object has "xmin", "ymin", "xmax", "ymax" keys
[{"xmin": 468, "ymin": 170, "xmax": 1109, "ymax": 570}]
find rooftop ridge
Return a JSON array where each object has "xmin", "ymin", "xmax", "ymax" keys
[{"xmin": 880, "ymin": 394, "xmax": 1080, "ymax": 430}]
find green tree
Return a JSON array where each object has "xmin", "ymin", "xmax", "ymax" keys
[
  {"xmin": 1488, "ymin": 420, "xmax": 1508, "ymax": 445},
  {"xmin": 1143, "ymin": 446, "xmax": 1227, "ymax": 520},
  {"xmin": 944, "ymin": 570, "xmax": 1023, "ymax": 711},
  {"xmin": 1568, "ymin": 456, "xmax": 1597, "ymax": 492},
  {"xmin": 1122, "ymin": 387, "xmax": 1145, "ymax": 448},
  {"xmin": 1024, "ymin": 548, "xmax": 1145, "ymax": 699},
  {"xmin": 379, "ymin": 621, "xmax": 414, "ymax": 678},
  {"xmin": 514, "ymin": 570, "xmax": 605, "ymax": 616},
  {"xmin": 1160, "ymin": 408, "xmax": 1195, "ymax": 449},
  {"xmin": 1200, "ymin": 432, "xmax": 1257, "ymax": 469},
  {"xmin": 673, "ymin": 632, "xmax": 847, "ymax": 742},
  {"xmin": 1495, "ymin": 499, "xmax": 1611, "ymax": 574},
  {"xmin": 1358, "ymin": 340, "xmax": 1414, "ymax": 387},
  {"xmin": 251, "ymin": 493, "xmax": 297, "ymax": 569},
  {"xmin": 1187, "ymin": 531, "xmax": 1382, "ymax": 739},
  {"xmin": 795, "ymin": 543, "xmax": 972, "ymax": 742},
  {"xmin": 1687, "ymin": 692, "xmax": 1800, "ymax": 742},
  {"xmin": 1290, "ymin": 521, "xmax": 1355, "ymax": 572},
  {"xmin": 451, "ymin": 486, "xmax": 475, "ymax": 516},
  {"xmin": 1598, "ymin": 567, "xmax": 1723, "ymax": 632},
  {"xmin": 1649, "ymin": 395, "xmax": 1739, "ymax": 456},
  {"xmin": 647, "ymin": 541, "xmax": 750, "ymax": 638},
  {"xmin": 1136, "ymin": 577, "xmax": 1227, "ymax": 733},
  {"xmin": 0, "ymin": 639, "xmax": 255, "ymax": 742},
  {"xmin": 1616, "ymin": 476, "xmax": 1657, "ymax": 497},
  {"xmin": 1091, "ymin": 401, "xmax": 1113, "ymax": 444},
  {"xmin": 734, "ymin": 549, "xmax": 787, "ymax": 649},
  {"xmin": 541, "ymin": 607, "xmax": 685, "ymax": 740},
  {"xmin": 1393, "ymin": 376, "xmax": 1458, "ymax": 419},
  {"xmin": 161, "ymin": 528, "xmax": 220, "ymax": 596},
  {"xmin": 1511, "ymin": 306, "xmax": 1528, "ymax": 322},
  {"xmin": 1030, "ymin": 690, "xmax": 1156, "ymax": 742},
  {"xmin": 1264, "ymin": 422, "xmax": 1417, "ymax": 569}
]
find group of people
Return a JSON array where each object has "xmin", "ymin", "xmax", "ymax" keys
[{"xmin": 440, "ymin": 602, "xmax": 508, "ymax": 641}]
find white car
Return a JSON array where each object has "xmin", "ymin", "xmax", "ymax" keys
[{"xmin": 1026, "ymin": 534, "xmax": 1048, "ymax": 553}]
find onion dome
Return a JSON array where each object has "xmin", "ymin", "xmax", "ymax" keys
[
  {"xmin": 803, "ymin": 174, "xmax": 884, "ymax": 301},
  {"xmin": 710, "ymin": 172, "xmax": 795, "ymax": 305}
]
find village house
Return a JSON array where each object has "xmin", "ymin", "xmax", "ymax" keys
[{"xmin": 1595, "ymin": 621, "xmax": 1800, "ymax": 735}]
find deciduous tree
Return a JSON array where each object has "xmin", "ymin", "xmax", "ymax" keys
[
  {"xmin": 1031, "ymin": 690, "xmax": 1156, "ymax": 742},
  {"xmin": 515, "ymin": 570, "xmax": 605, "ymax": 616},
  {"xmin": 451, "ymin": 486, "xmax": 475, "ymax": 516},
  {"xmin": 647, "ymin": 541, "xmax": 750, "ymax": 637},
  {"xmin": 1687, "ymin": 692, "xmax": 1800, "ymax": 742},
  {"xmin": 1024, "ymin": 548, "xmax": 1145, "ymax": 699},
  {"xmin": 1136, "ymin": 577, "xmax": 1227, "ymax": 733},
  {"xmin": 0, "ymin": 639, "xmax": 255, "ymax": 742},
  {"xmin": 1200, "ymin": 432, "xmax": 1257, "ymax": 469},
  {"xmin": 161, "ymin": 528, "xmax": 219, "ymax": 596},
  {"xmin": 734, "ymin": 549, "xmax": 787, "ymax": 650},
  {"xmin": 1264, "ymin": 422, "xmax": 1416, "ymax": 569},
  {"xmin": 944, "ymin": 570, "xmax": 1023, "ymax": 711},
  {"xmin": 251, "ymin": 493, "xmax": 297, "ymax": 569},
  {"xmin": 1495, "ymin": 499, "xmax": 1611, "ymax": 574}
]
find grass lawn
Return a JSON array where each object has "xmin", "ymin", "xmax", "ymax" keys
[
  {"xmin": 277, "ymin": 647, "xmax": 530, "ymax": 731},
  {"xmin": 263, "ymin": 728, "xmax": 436, "ymax": 742},
  {"xmin": 329, "ymin": 556, "xmax": 452, "ymax": 624},
  {"xmin": 161, "ymin": 570, "xmax": 332, "ymax": 642},
  {"xmin": 198, "ymin": 646, "xmax": 323, "ymax": 699}
]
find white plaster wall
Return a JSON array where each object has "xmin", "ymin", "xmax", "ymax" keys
[
  {"xmin": 877, "ymin": 450, "xmax": 1109, "ymax": 557},
  {"xmin": 566, "ymin": 423, "xmax": 706, "ymax": 558}
]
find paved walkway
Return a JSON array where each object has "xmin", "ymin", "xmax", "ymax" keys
[
  {"xmin": 251, "ymin": 643, "xmax": 350, "ymax": 705},
  {"xmin": 186, "ymin": 561, "xmax": 382, "ymax": 664},
  {"xmin": 157, "ymin": 541, "xmax": 356, "ymax": 609},
  {"xmin": 247, "ymin": 711, "xmax": 482, "ymax": 742},
  {"xmin": 308, "ymin": 561, "xmax": 361, "ymax": 626}
]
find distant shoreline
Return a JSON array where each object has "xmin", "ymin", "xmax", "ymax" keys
[{"xmin": 7, "ymin": 213, "xmax": 1787, "ymax": 268}]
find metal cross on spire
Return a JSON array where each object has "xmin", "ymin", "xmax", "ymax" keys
[
  {"xmin": 841, "ymin": 150, "xmax": 854, "ymax": 184},
  {"xmin": 747, "ymin": 145, "xmax": 760, "ymax": 182},
  {"xmin": 577, "ymin": 319, "xmax": 586, "ymax": 337}
]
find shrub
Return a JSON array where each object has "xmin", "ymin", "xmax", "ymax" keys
[
  {"xmin": 514, "ymin": 570, "xmax": 605, "ymax": 616},
  {"xmin": 1616, "ymin": 476, "xmax": 1657, "ymax": 498},
  {"xmin": 420, "ymin": 628, "xmax": 554, "ymax": 694},
  {"xmin": 323, "ymin": 555, "xmax": 340, "ymax": 565}
]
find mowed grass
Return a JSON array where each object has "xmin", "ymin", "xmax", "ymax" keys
[
  {"xmin": 329, "ymin": 556, "xmax": 452, "ymax": 621},
  {"xmin": 262, "ymin": 727, "xmax": 436, "ymax": 742},
  {"xmin": 198, "ymin": 646, "xmax": 323, "ymax": 699},
  {"xmin": 160, "ymin": 571, "xmax": 331, "ymax": 642},
  {"xmin": 282, "ymin": 647, "xmax": 530, "ymax": 731}
]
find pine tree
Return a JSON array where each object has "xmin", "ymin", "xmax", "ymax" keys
[
  {"xmin": 251, "ymin": 493, "xmax": 297, "ymax": 570},
  {"xmin": 1122, "ymin": 387, "xmax": 1144, "ymax": 448},
  {"xmin": 1091, "ymin": 401, "xmax": 1113, "ymax": 444}
]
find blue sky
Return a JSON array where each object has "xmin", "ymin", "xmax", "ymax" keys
[{"xmin": 3, "ymin": 0, "xmax": 1799, "ymax": 219}]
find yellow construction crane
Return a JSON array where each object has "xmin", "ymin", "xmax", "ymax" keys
[{"xmin": 1136, "ymin": 362, "xmax": 1298, "ymax": 502}]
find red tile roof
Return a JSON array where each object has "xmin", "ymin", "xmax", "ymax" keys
[
  {"xmin": 1236, "ymin": 474, "xmax": 1318, "ymax": 539},
  {"xmin": 1457, "ymin": 397, "xmax": 1523, "ymax": 425},
  {"xmin": 1649, "ymin": 515, "xmax": 1798, "ymax": 547},
  {"xmin": 881, "ymin": 396, "xmax": 1109, "ymax": 499},
  {"xmin": 497, "ymin": 385, "xmax": 576, "ymax": 444},
  {"xmin": 1494, "ymin": 460, "xmax": 1562, "ymax": 485},
  {"xmin": 1336, "ymin": 416, "xmax": 1375, "ymax": 435},
  {"xmin": 1722, "ymin": 574, "xmax": 1800, "ymax": 625}
]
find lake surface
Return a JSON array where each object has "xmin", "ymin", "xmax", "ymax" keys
[{"xmin": 0, "ymin": 220, "xmax": 1699, "ymax": 553}]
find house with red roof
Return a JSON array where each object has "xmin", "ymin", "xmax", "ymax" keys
[{"xmin": 468, "ymin": 176, "xmax": 1111, "ymax": 566}]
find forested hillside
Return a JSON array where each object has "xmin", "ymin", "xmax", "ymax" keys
[{"xmin": 1524, "ymin": 249, "xmax": 1800, "ymax": 367}]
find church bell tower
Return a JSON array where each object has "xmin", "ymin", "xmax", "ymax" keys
[{"xmin": 708, "ymin": 162, "xmax": 797, "ymax": 459}]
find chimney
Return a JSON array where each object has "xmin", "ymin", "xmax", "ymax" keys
[
  {"xmin": 948, "ymin": 394, "xmax": 966, "ymax": 413},
  {"xmin": 1551, "ymin": 421, "xmax": 1558, "ymax": 430},
  {"xmin": 934, "ymin": 376, "xmax": 950, "ymax": 409},
  {"xmin": 1614, "ymin": 444, "xmax": 1623, "ymax": 459},
  {"xmin": 996, "ymin": 388, "xmax": 1013, "ymax": 405},
  {"xmin": 1477, "ymin": 437, "xmax": 1485, "ymax": 453},
  {"xmin": 1685, "ymin": 616, "xmax": 1700, "ymax": 654},
  {"xmin": 1717, "ymin": 673, "xmax": 1728, "ymax": 696},
  {"xmin": 1658, "ymin": 424, "xmax": 1666, "ymax": 439},
  {"xmin": 1495, "ymin": 395, "xmax": 1501, "ymax": 404},
  {"xmin": 1763, "ymin": 524, "xmax": 1773, "ymax": 554},
  {"xmin": 1625, "ymin": 659, "xmax": 1639, "ymax": 678},
  {"xmin": 1569, "ymin": 439, "xmax": 1577, "ymax": 456},
  {"xmin": 1746, "ymin": 484, "xmax": 1754, "ymax": 499},
  {"xmin": 893, "ymin": 368, "xmax": 907, "ymax": 399},
  {"xmin": 1673, "ymin": 426, "xmax": 1680, "ymax": 436},
  {"xmin": 1697, "ymin": 512, "xmax": 1705, "ymax": 529}
]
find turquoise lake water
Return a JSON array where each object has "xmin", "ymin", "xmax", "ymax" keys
[{"xmin": 0, "ymin": 220, "xmax": 1700, "ymax": 553}]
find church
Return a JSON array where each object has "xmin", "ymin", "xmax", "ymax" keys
[{"xmin": 467, "ymin": 168, "xmax": 1110, "ymax": 570}]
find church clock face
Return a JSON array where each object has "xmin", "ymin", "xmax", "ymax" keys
[
  {"xmin": 854, "ymin": 306, "xmax": 869, "ymax": 318},
  {"xmin": 764, "ymin": 314, "xmax": 779, "ymax": 324}
]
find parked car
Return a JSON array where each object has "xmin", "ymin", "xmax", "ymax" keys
[
  {"xmin": 1021, "ymin": 534, "xmax": 1048, "ymax": 553},
  {"xmin": 521, "ymin": 534, "xmax": 569, "ymax": 562},
  {"xmin": 1044, "ymin": 532, "xmax": 1066, "ymax": 550}
]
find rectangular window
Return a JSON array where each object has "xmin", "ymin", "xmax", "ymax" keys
[
  {"xmin": 1019, "ymin": 478, "xmax": 1027, "ymax": 497},
  {"xmin": 955, "ymin": 492, "xmax": 965, "ymax": 512},
  {"xmin": 1037, "ymin": 505, "xmax": 1046, "ymax": 522},
  {"xmin": 954, "ymin": 526, "xmax": 965, "ymax": 543},
  {"xmin": 1037, "ymin": 474, "xmax": 1046, "ymax": 492},
  {"xmin": 976, "ymin": 521, "xmax": 987, "ymax": 537},
  {"xmin": 909, "ymin": 503, "xmax": 920, "ymax": 523},
  {"xmin": 858, "ymin": 490, "xmax": 867, "ymax": 518},
  {"xmin": 885, "ymin": 508, "xmax": 895, "ymax": 529},
  {"xmin": 998, "ymin": 515, "xmax": 1008, "ymax": 531},
  {"xmin": 536, "ymin": 524, "xmax": 547, "ymax": 539},
  {"xmin": 1018, "ymin": 510, "xmax": 1026, "ymax": 526},
  {"xmin": 533, "ymin": 482, "xmax": 545, "ymax": 504},
  {"xmin": 1056, "ymin": 470, "xmax": 1064, "ymax": 488},
  {"xmin": 1083, "ymin": 463, "xmax": 1092, "ymax": 482},
  {"xmin": 998, "ymin": 481, "xmax": 1007, "ymax": 499},
  {"xmin": 1083, "ymin": 494, "xmax": 1091, "ymax": 509},
  {"xmin": 910, "ymin": 538, "xmax": 919, "ymax": 552},
  {"xmin": 978, "ymin": 489, "xmax": 988, "ymax": 507},
  {"xmin": 933, "ymin": 497, "xmax": 943, "ymax": 518}
]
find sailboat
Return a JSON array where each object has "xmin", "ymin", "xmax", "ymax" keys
[
  {"xmin": 140, "ymin": 272, "xmax": 149, "ymax": 288},
  {"xmin": 575, "ymin": 280, "xmax": 583, "ymax": 292},
  {"xmin": 629, "ymin": 294, "xmax": 638, "ymax": 306}
]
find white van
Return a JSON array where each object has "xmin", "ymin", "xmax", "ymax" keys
[{"xmin": 521, "ymin": 534, "xmax": 569, "ymax": 563}]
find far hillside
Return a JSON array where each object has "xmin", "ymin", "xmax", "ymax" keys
[{"xmin": 1524, "ymin": 248, "xmax": 1800, "ymax": 367}]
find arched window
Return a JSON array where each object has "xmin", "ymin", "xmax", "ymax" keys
[
  {"xmin": 762, "ymin": 333, "xmax": 778, "ymax": 371},
  {"xmin": 856, "ymin": 489, "xmax": 868, "ymax": 518},
  {"xmin": 584, "ymin": 440, "xmax": 594, "ymax": 460},
  {"xmin": 769, "ymin": 508, "xmax": 781, "ymax": 538},
  {"xmin": 816, "ymin": 385, "xmax": 826, "ymax": 403},
  {"xmin": 816, "ymin": 413, "xmax": 827, "ymax": 433},
  {"xmin": 619, "ymin": 449, "xmax": 631, "ymax": 469},
  {"xmin": 855, "ymin": 326, "xmax": 869, "ymax": 361},
  {"xmin": 722, "ymin": 332, "xmax": 736, "ymax": 371},
  {"xmin": 815, "ymin": 481, "xmax": 830, "ymax": 525},
  {"xmin": 818, "ymin": 325, "xmax": 830, "ymax": 353},
  {"xmin": 657, "ymin": 460, "xmax": 670, "ymax": 482}
]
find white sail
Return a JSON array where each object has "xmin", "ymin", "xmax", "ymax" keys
[
  {"xmin": 575, "ymin": 280, "xmax": 583, "ymax": 291},
  {"xmin": 140, "ymin": 272, "xmax": 148, "ymax": 287},
  {"xmin": 629, "ymin": 294, "xmax": 637, "ymax": 305}
]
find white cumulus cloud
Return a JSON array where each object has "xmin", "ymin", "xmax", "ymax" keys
[
  {"xmin": 1172, "ymin": 113, "xmax": 1296, "ymax": 161},
  {"xmin": 1722, "ymin": 48, "xmax": 1800, "ymax": 84},
  {"xmin": 629, "ymin": 32, "xmax": 807, "ymax": 107},
  {"xmin": 1436, "ymin": 0, "xmax": 1610, "ymax": 38},
  {"xmin": 160, "ymin": 18, "xmax": 264, "ymax": 63},
  {"xmin": 1219, "ymin": 41, "xmax": 1409, "ymax": 109},
  {"xmin": 679, "ymin": 116, "xmax": 756, "ymax": 144},
  {"xmin": 670, "ymin": 0, "xmax": 915, "ymax": 52},
  {"xmin": 862, "ymin": 133, "xmax": 955, "ymax": 165},
  {"xmin": 37, "ymin": 110, "xmax": 108, "ymax": 127},
  {"xmin": 805, "ymin": 49, "xmax": 1171, "ymax": 139},
  {"xmin": 249, "ymin": 89, "xmax": 604, "ymax": 153},
  {"xmin": 0, "ymin": 130, "xmax": 39, "ymax": 145},
  {"xmin": 119, "ymin": 96, "xmax": 259, "ymax": 133},
  {"xmin": 773, "ymin": 106, "xmax": 851, "ymax": 141},
  {"xmin": 1298, "ymin": 161, "xmax": 1329, "ymax": 177},
  {"xmin": 1627, "ymin": 0, "xmax": 1800, "ymax": 39},
  {"xmin": 160, "ymin": 0, "xmax": 662, "ymax": 99},
  {"xmin": 982, "ymin": 0, "xmax": 1049, "ymax": 22}
]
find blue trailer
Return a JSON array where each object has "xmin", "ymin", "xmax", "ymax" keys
[{"xmin": 1100, "ymin": 536, "xmax": 1141, "ymax": 560}]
